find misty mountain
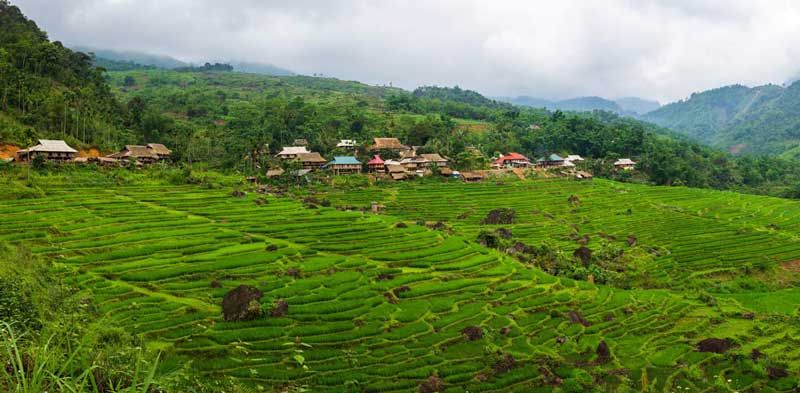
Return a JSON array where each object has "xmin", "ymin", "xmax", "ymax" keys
[
  {"xmin": 615, "ymin": 97, "xmax": 661, "ymax": 115},
  {"xmin": 496, "ymin": 95, "xmax": 659, "ymax": 115},
  {"xmin": 73, "ymin": 46, "xmax": 294, "ymax": 76},
  {"xmin": 74, "ymin": 46, "xmax": 189, "ymax": 69},
  {"xmin": 230, "ymin": 61, "xmax": 294, "ymax": 76},
  {"xmin": 643, "ymin": 82, "xmax": 800, "ymax": 156}
]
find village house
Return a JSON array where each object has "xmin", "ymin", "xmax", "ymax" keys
[
  {"xmin": 419, "ymin": 153, "xmax": 449, "ymax": 168},
  {"xmin": 537, "ymin": 154, "xmax": 565, "ymax": 168},
  {"xmin": 324, "ymin": 156, "xmax": 362, "ymax": 174},
  {"xmin": 108, "ymin": 145, "xmax": 160, "ymax": 164},
  {"xmin": 493, "ymin": 152, "xmax": 531, "ymax": 168},
  {"xmin": 336, "ymin": 139, "xmax": 357, "ymax": 149},
  {"xmin": 565, "ymin": 154, "xmax": 584, "ymax": 163},
  {"xmin": 614, "ymin": 158, "xmax": 636, "ymax": 170},
  {"xmin": 74, "ymin": 156, "xmax": 120, "ymax": 167},
  {"xmin": 399, "ymin": 156, "xmax": 429, "ymax": 171},
  {"xmin": 275, "ymin": 146, "xmax": 310, "ymax": 159},
  {"xmin": 146, "ymin": 143, "xmax": 172, "ymax": 160},
  {"xmin": 295, "ymin": 152, "xmax": 327, "ymax": 170},
  {"xmin": 16, "ymin": 139, "xmax": 77, "ymax": 162},
  {"xmin": 386, "ymin": 164, "xmax": 408, "ymax": 180},
  {"xmin": 293, "ymin": 138, "xmax": 309, "ymax": 147},
  {"xmin": 461, "ymin": 171, "xmax": 484, "ymax": 182},
  {"xmin": 368, "ymin": 137, "xmax": 410, "ymax": 154},
  {"xmin": 367, "ymin": 155, "xmax": 385, "ymax": 172}
]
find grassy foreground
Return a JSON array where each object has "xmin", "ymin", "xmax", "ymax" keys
[{"xmin": 1, "ymin": 170, "xmax": 800, "ymax": 391}]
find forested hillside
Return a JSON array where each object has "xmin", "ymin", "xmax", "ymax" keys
[
  {"xmin": 0, "ymin": 1, "xmax": 130, "ymax": 149},
  {"xmin": 644, "ymin": 83, "xmax": 800, "ymax": 157},
  {"xmin": 498, "ymin": 95, "xmax": 660, "ymax": 116}
]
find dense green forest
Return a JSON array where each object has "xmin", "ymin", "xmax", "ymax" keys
[
  {"xmin": 644, "ymin": 83, "xmax": 800, "ymax": 157},
  {"xmin": 2, "ymin": 0, "xmax": 800, "ymax": 197}
]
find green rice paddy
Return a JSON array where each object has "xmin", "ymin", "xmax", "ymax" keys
[{"xmin": 2, "ymin": 177, "xmax": 800, "ymax": 391}]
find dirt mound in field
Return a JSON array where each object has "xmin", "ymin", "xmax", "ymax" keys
[
  {"xmin": 596, "ymin": 341, "xmax": 611, "ymax": 364},
  {"xmin": 567, "ymin": 310, "xmax": 591, "ymax": 326},
  {"xmin": 271, "ymin": 299, "xmax": 288, "ymax": 317},
  {"xmin": 418, "ymin": 376, "xmax": 444, "ymax": 393},
  {"xmin": 767, "ymin": 366, "xmax": 789, "ymax": 379},
  {"xmin": 696, "ymin": 338, "xmax": 736, "ymax": 353},
  {"xmin": 492, "ymin": 354, "xmax": 516, "ymax": 375},
  {"xmin": 461, "ymin": 326, "xmax": 483, "ymax": 341},
  {"xmin": 481, "ymin": 208, "xmax": 516, "ymax": 225},
  {"xmin": 222, "ymin": 285, "xmax": 263, "ymax": 321}
]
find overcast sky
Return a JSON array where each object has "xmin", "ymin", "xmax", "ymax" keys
[{"xmin": 13, "ymin": 0, "xmax": 800, "ymax": 103}]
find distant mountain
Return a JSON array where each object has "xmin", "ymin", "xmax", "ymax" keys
[
  {"xmin": 615, "ymin": 97, "xmax": 661, "ymax": 115},
  {"xmin": 73, "ymin": 47, "xmax": 295, "ymax": 76},
  {"xmin": 231, "ymin": 61, "xmax": 294, "ymax": 76},
  {"xmin": 74, "ymin": 46, "xmax": 189, "ymax": 69},
  {"xmin": 642, "ymin": 83, "xmax": 800, "ymax": 156},
  {"xmin": 496, "ymin": 95, "xmax": 659, "ymax": 115}
]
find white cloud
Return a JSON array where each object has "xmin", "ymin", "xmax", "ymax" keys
[{"xmin": 13, "ymin": 0, "xmax": 800, "ymax": 102}]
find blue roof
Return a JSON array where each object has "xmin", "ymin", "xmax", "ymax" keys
[
  {"xmin": 549, "ymin": 154, "xmax": 564, "ymax": 161},
  {"xmin": 325, "ymin": 156, "xmax": 361, "ymax": 166}
]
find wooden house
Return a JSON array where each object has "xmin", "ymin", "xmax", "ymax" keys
[
  {"xmin": 16, "ymin": 139, "xmax": 77, "ymax": 162},
  {"xmin": 461, "ymin": 171, "xmax": 484, "ymax": 182},
  {"xmin": 368, "ymin": 137, "xmax": 410, "ymax": 153},
  {"xmin": 565, "ymin": 154, "xmax": 584, "ymax": 163},
  {"xmin": 108, "ymin": 145, "xmax": 159, "ymax": 164},
  {"xmin": 293, "ymin": 138, "xmax": 309, "ymax": 147},
  {"xmin": 296, "ymin": 152, "xmax": 326, "ymax": 170},
  {"xmin": 537, "ymin": 154, "xmax": 565, "ymax": 168},
  {"xmin": 336, "ymin": 139, "xmax": 357, "ymax": 149},
  {"xmin": 386, "ymin": 164, "xmax": 408, "ymax": 180},
  {"xmin": 275, "ymin": 146, "xmax": 309, "ymax": 159},
  {"xmin": 146, "ymin": 143, "xmax": 172, "ymax": 160},
  {"xmin": 493, "ymin": 153, "xmax": 531, "ymax": 168},
  {"xmin": 324, "ymin": 156, "xmax": 362, "ymax": 174},
  {"xmin": 367, "ymin": 155, "xmax": 385, "ymax": 172},
  {"xmin": 399, "ymin": 156, "xmax": 429, "ymax": 171},
  {"xmin": 266, "ymin": 168, "xmax": 285, "ymax": 178},
  {"xmin": 614, "ymin": 158, "xmax": 636, "ymax": 170},
  {"xmin": 420, "ymin": 153, "xmax": 449, "ymax": 168}
]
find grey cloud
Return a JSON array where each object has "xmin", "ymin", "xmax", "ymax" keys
[{"xmin": 11, "ymin": 0, "xmax": 800, "ymax": 102}]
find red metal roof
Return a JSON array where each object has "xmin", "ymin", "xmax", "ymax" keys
[
  {"xmin": 367, "ymin": 155, "xmax": 385, "ymax": 165},
  {"xmin": 494, "ymin": 152, "xmax": 529, "ymax": 164}
]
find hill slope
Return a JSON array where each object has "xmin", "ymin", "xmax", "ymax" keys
[{"xmin": 643, "ymin": 83, "xmax": 800, "ymax": 156}]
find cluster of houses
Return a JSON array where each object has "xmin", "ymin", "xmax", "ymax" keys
[
  {"xmin": 491, "ymin": 152, "xmax": 636, "ymax": 171},
  {"xmin": 12, "ymin": 139, "xmax": 172, "ymax": 166},
  {"xmin": 268, "ymin": 137, "xmax": 453, "ymax": 181},
  {"xmin": 9, "ymin": 138, "xmax": 637, "ymax": 181}
]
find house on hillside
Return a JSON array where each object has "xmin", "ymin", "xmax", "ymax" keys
[
  {"xmin": 324, "ymin": 156, "xmax": 362, "ymax": 174},
  {"xmin": 74, "ymin": 156, "xmax": 120, "ymax": 167},
  {"xmin": 16, "ymin": 139, "xmax": 77, "ymax": 162},
  {"xmin": 275, "ymin": 146, "xmax": 310, "ymax": 159},
  {"xmin": 367, "ymin": 155, "xmax": 385, "ymax": 172},
  {"xmin": 420, "ymin": 153, "xmax": 449, "ymax": 168},
  {"xmin": 461, "ymin": 171, "xmax": 484, "ymax": 182},
  {"xmin": 400, "ymin": 156, "xmax": 429, "ymax": 171},
  {"xmin": 614, "ymin": 158, "xmax": 636, "ymax": 170},
  {"xmin": 296, "ymin": 152, "xmax": 326, "ymax": 170},
  {"xmin": 386, "ymin": 164, "xmax": 408, "ymax": 180},
  {"xmin": 146, "ymin": 143, "xmax": 172, "ymax": 160},
  {"xmin": 565, "ymin": 154, "xmax": 584, "ymax": 163},
  {"xmin": 293, "ymin": 138, "xmax": 309, "ymax": 147},
  {"xmin": 493, "ymin": 153, "xmax": 531, "ymax": 168},
  {"xmin": 537, "ymin": 154, "xmax": 565, "ymax": 168},
  {"xmin": 336, "ymin": 139, "xmax": 357, "ymax": 149},
  {"xmin": 108, "ymin": 145, "xmax": 159, "ymax": 164},
  {"xmin": 368, "ymin": 137, "xmax": 410, "ymax": 153}
]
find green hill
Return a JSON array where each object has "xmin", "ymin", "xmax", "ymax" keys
[
  {"xmin": 0, "ymin": 1, "xmax": 127, "ymax": 149},
  {"xmin": 643, "ymin": 83, "xmax": 800, "ymax": 156}
]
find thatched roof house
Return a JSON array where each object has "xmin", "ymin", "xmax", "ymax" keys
[
  {"xmin": 420, "ymin": 153, "xmax": 449, "ymax": 167},
  {"xmin": 108, "ymin": 145, "xmax": 159, "ymax": 163},
  {"xmin": 293, "ymin": 138, "xmax": 309, "ymax": 147},
  {"xmin": 16, "ymin": 139, "xmax": 77, "ymax": 162},
  {"xmin": 146, "ymin": 143, "xmax": 172, "ymax": 159},
  {"xmin": 614, "ymin": 158, "xmax": 636, "ymax": 170},
  {"xmin": 386, "ymin": 164, "xmax": 408, "ymax": 180},
  {"xmin": 296, "ymin": 152, "xmax": 326, "ymax": 170},
  {"xmin": 368, "ymin": 137, "xmax": 410, "ymax": 152},
  {"xmin": 276, "ymin": 146, "xmax": 309, "ymax": 159}
]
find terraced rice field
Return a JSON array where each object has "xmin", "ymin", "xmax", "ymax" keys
[
  {"xmin": 2, "ymin": 181, "xmax": 800, "ymax": 391},
  {"xmin": 326, "ymin": 178, "xmax": 800, "ymax": 291}
]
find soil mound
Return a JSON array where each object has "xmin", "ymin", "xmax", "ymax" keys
[{"xmin": 222, "ymin": 285, "xmax": 263, "ymax": 321}]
